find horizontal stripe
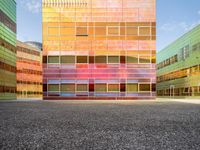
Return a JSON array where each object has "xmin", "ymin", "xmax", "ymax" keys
[
  {"xmin": 17, "ymin": 81, "xmax": 42, "ymax": 85},
  {"xmin": 0, "ymin": 36, "xmax": 16, "ymax": 53},
  {"xmin": 0, "ymin": 85, "xmax": 16, "ymax": 93},
  {"xmin": 17, "ymin": 69, "xmax": 42, "ymax": 75},
  {"xmin": 0, "ymin": 9, "xmax": 16, "ymax": 33},
  {"xmin": 0, "ymin": 60, "xmax": 16, "ymax": 73},
  {"xmin": 17, "ymin": 57, "xmax": 41, "ymax": 65},
  {"xmin": 17, "ymin": 46, "xmax": 40, "ymax": 56}
]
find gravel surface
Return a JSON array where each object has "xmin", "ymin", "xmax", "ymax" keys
[{"xmin": 0, "ymin": 100, "xmax": 200, "ymax": 150}]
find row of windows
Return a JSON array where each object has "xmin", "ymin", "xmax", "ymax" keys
[
  {"xmin": 0, "ymin": 9, "xmax": 16, "ymax": 33},
  {"xmin": 46, "ymin": 55, "xmax": 153, "ymax": 64},
  {"xmin": 17, "ymin": 91, "xmax": 42, "ymax": 95},
  {"xmin": 17, "ymin": 46, "xmax": 40, "ymax": 57},
  {"xmin": 45, "ymin": 83, "xmax": 155, "ymax": 92},
  {"xmin": 17, "ymin": 81, "xmax": 42, "ymax": 85},
  {"xmin": 157, "ymin": 86, "xmax": 200, "ymax": 97},
  {"xmin": 0, "ymin": 61, "xmax": 16, "ymax": 73},
  {"xmin": 157, "ymin": 65, "xmax": 200, "ymax": 83},
  {"xmin": 17, "ymin": 69, "xmax": 42, "ymax": 75},
  {"xmin": 48, "ymin": 26, "xmax": 155, "ymax": 36},
  {"xmin": 0, "ymin": 37, "xmax": 16, "ymax": 53},
  {"xmin": 157, "ymin": 55, "xmax": 177, "ymax": 70},
  {"xmin": 0, "ymin": 86, "xmax": 16, "ymax": 93},
  {"xmin": 17, "ymin": 58, "xmax": 41, "ymax": 66}
]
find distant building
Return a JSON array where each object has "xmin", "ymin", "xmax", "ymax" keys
[
  {"xmin": 42, "ymin": 0, "xmax": 156, "ymax": 100},
  {"xmin": 157, "ymin": 25, "xmax": 200, "ymax": 98},
  {"xmin": 16, "ymin": 41, "xmax": 42, "ymax": 99},
  {"xmin": 0, "ymin": 0, "xmax": 16, "ymax": 100},
  {"xmin": 25, "ymin": 41, "xmax": 42, "ymax": 51}
]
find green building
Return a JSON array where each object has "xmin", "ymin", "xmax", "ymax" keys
[
  {"xmin": 157, "ymin": 25, "xmax": 200, "ymax": 98},
  {"xmin": 0, "ymin": 0, "xmax": 17, "ymax": 100}
]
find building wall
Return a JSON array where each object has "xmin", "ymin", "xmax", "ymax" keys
[
  {"xmin": 0, "ymin": 0, "xmax": 16, "ymax": 100},
  {"xmin": 157, "ymin": 25, "xmax": 200, "ymax": 98},
  {"xmin": 16, "ymin": 41, "xmax": 42, "ymax": 99},
  {"xmin": 42, "ymin": 0, "xmax": 156, "ymax": 100}
]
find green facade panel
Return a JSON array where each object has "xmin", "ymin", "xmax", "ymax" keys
[
  {"xmin": 0, "ymin": 0, "xmax": 16, "ymax": 100},
  {"xmin": 157, "ymin": 25, "xmax": 200, "ymax": 98}
]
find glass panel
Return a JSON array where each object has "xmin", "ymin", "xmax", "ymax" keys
[
  {"xmin": 127, "ymin": 83, "xmax": 138, "ymax": 92},
  {"xmin": 127, "ymin": 27, "xmax": 138, "ymax": 35},
  {"xmin": 48, "ymin": 27, "xmax": 59, "ymax": 35},
  {"xmin": 77, "ymin": 84, "xmax": 88, "ymax": 92},
  {"xmin": 76, "ymin": 27, "xmax": 87, "ymax": 35},
  {"xmin": 61, "ymin": 56, "xmax": 75, "ymax": 64},
  {"xmin": 139, "ymin": 56, "xmax": 150, "ymax": 63},
  {"xmin": 77, "ymin": 56, "xmax": 88, "ymax": 63},
  {"xmin": 48, "ymin": 56, "xmax": 59, "ymax": 63},
  {"xmin": 108, "ymin": 84, "xmax": 119, "ymax": 92},
  {"xmin": 108, "ymin": 56, "xmax": 119, "ymax": 63},
  {"xmin": 48, "ymin": 84, "xmax": 59, "ymax": 92},
  {"xmin": 108, "ymin": 27, "xmax": 119, "ymax": 35},
  {"xmin": 95, "ymin": 84, "xmax": 107, "ymax": 92},
  {"xmin": 95, "ymin": 27, "xmax": 106, "ymax": 35},
  {"xmin": 139, "ymin": 27, "xmax": 151, "ymax": 35},
  {"xmin": 127, "ymin": 56, "xmax": 138, "ymax": 63},
  {"xmin": 95, "ymin": 56, "xmax": 107, "ymax": 63},
  {"xmin": 60, "ymin": 27, "xmax": 75, "ymax": 35},
  {"xmin": 61, "ymin": 84, "xmax": 75, "ymax": 92},
  {"xmin": 139, "ymin": 84, "xmax": 151, "ymax": 92}
]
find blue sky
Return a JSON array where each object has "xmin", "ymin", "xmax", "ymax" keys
[{"xmin": 17, "ymin": 0, "xmax": 200, "ymax": 51}]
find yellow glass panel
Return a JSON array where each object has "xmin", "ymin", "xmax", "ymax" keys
[
  {"xmin": 127, "ymin": 27, "xmax": 138, "ymax": 35},
  {"xmin": 60, "ymin": 27, "xmax": 75, "ymax": 35},
  {"xmin": 48, "ymin": 27, "xmax": 59, "ymax": 35}
]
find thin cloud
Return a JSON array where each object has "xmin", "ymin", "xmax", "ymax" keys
[{"xmin": 19, "ymin": 0, "xmax": 41, "ymax": 14}]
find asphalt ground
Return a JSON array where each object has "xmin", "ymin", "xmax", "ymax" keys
[{"xmin": 0, "ymin": 100, "xmax": 200, "ymax": 149}]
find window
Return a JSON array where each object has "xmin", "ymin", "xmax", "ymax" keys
[
  {"xmin": 108, "ymin": 84, "xmax": 119, "ymax": 92},
  {"xmin": 139, "ymin": 56, "xmax": 150, "ymax": 64},
  {"xmin": 139, "ymin": 27, "xmax": 151, "ymax": 36},
  {"xmin": 95, "ymin": 27, "xmax": 106, "ymax": 35},
  {"xmin": 139, "ymin": 84, "xmax": 151, "ymax": 92},
  {"xmin": 61, "ymin": 84, "xmax": 75, "ymax": 92},
  {"xmin": 60, "ymin": 27, "xmax": 75, "ymax": 35},
  {"xmin": 77, "ymin": 56, "xmax": 88, "ymax": 63},
  {"xmin": 48, "ymin": 56, "xmax": 59, "ymax": 64},
  {"xmin": 127, "ymin": 84, "xmax": 138, "ymax": 92},
  {"xmin": 108, "ymin": 56, "xmax": 119, "ymax": 64},
  {"xmin": 95, "ymin": 84, "xmax": 107, "ymax": 92},
  {"xmin": 108, "ymin": 27, "xmax": 119, "ymax": 35},
  {"xmin": 76, "ymin": 27, "xmax": 88, "ymax": 36},
  {"xmin": 95, "ymin": 56, "xmax": 107, "ymax": 63},
  {"xmin": 126, "ymin": 27, "xmax": 138, "ymax": 35},
  {"xmin": 77, "ymin": 84, "xmax": 88, "ymax": 92},
  {"xmin": 181, "ymin": 45, "xmax": 190, "ymax": 60},
  {"xmin": 61, "ymin": 56, "xmax": 75, "ymax": 64},
  {"xmin": 48, "ymin": 84, "xmax": 59, "ymax": 92},
  {"xmin": 127, "ymin": 56, "xmax": 138, "ymax": 63}
]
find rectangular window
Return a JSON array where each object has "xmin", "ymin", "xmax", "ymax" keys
[
  {"xmin": 127, "ymin": 84, "xmax": 138, "ymax": 92},
  {"xmin": 108, "ymin": 56, "xmax": 119, "ymax": 64},
  {"xmin": 48, "ymin": 84, "xmax": 59, "ymax": 92},
  {"xmin": 48, "ymin": 56, "xmax": 59, "ymax": 64},
  {"xmin": 108, "ymin": 84, "xmax": 119, "ymax": 92},
  {"xmin": 95, "ymin": 27, "xmax": 106, "ymax": 35},
  {"xmin": 60, "ymin": 27, "xmax": 75, "ymax": 35},
  {"xmin": 108, "ymin": 27, "xmax": 119, "ymax": 35},
  {"xmin": 61, "ymin": 84, "xmax": 75, "ymax": 92},
  {"xmin": 95, "ymin": 56, "xmax": 107, "ymax": 63},
  {"xmin": 127, "ymin": 56, "xmax": 138, "ymax": 63},
  {"xmin": 139, "ymin": 84, "xmax": 151, "ymax": 92},
  {"xmin": 76, "ymin": 27, "xmax": 88, "ymax": 36},
  {"xmin": 126, "ymin": 27, "xmax": 138, "ymax": 35},
  {"xmin": 61, "ymin": 56, "xmax": 75, "ymax": 64},
  {"xmin": 139, "ymin": 27, "xmax": 151, "ymax": 35},
  {"xmin": 139, "ymin": 56, "xmax": 151, "ymax": 64},
  {"xmin": 77, "ymin": 84, "xmax": 88, "ymax": 92},
  {"xmin": 95, "ymin": 84, "xmax": 107, "ymax": 92},
  {"xmin": 77, "ymin": 56, "xmax": 88, "ymax": 63}
]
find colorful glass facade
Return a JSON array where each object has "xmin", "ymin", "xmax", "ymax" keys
[
  {"xmin": 0, "ymin": 0, "xmax": 16, "ymax": 100},
  {"xmin": 157, "ymin": 25, "xmax": 200, "ymax": 98},
  {"xmin": 16, "ymin": 41, "xmax": 42, "ymax": 99},
  {"xmin": 42, "ymin": 0, "xmax": 156, "ymax": 100}
]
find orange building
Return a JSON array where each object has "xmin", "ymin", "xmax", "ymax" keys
[
  {"xmin": 42, "ymin": 0, "xmax": 156, "ymax": 100},
  {"xmin": 16, "ymin": 41, "xmax": 42, "ymax": 99}
]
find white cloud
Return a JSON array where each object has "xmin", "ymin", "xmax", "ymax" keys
[{"xmin": 19, "ymin": 0, "xmax": 41, "ymax": 14}]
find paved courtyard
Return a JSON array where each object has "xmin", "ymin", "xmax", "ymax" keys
[{"xmin": 0, "ymin": 99, "xmax": 200, "ymax": 149}]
